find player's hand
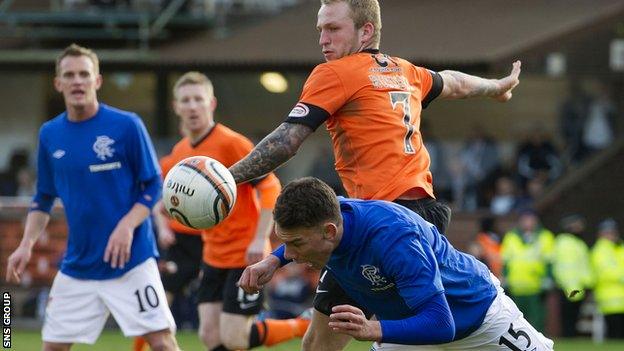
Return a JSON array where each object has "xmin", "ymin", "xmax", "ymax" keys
[
  {"xmin": 245, "ymin": 238, "xmax": 267, "ymax": 265},
  {"xmin": 5, "ymin": 245, "xmax": 32, "ymax": 284},
  {"xmin": 157, "ymin": 226, "xmax": 176, "ymax": 249},
  {"xmin": 237, "ymin": 255, "xmax": 281, "ymax": 294},
  {"xmin": 328, "ymin": 305, "xmax": 382, "ymax": 342},
  {"xmin": 494, "ymin": 60, "xmax": 521, "ymax": 102},
  {"xmin": 104, "ymin": 219, "xmax": 134, "ymax": 269}
]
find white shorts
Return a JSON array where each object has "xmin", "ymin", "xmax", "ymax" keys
[
  {"xmin": 371, "ymin": 276, "xmax": 554, "ymax": 351},
  {"xmin": 42, "ymin": 258, "xmax": 176, "ymax": 344}
]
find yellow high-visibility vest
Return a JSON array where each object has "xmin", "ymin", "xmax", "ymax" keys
[
  {"xmin": 502, "ymin": 228, "xmax": 554, "ymax": 296},
  {"xmin": 553, "ymin": 233, "xmax": 593, "ymax": 301},
  {"xmin": 591, "ymin": 238, "xmax": 624, "ymax": 314}
]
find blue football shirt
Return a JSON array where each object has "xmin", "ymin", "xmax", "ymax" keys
[
  {"xmin": 328, "ymin": 198, "xmax": 497, "ymax": 340},
  {"xmin": 34, "ymin": 104, "xmax": 160, "ymax": 279}
]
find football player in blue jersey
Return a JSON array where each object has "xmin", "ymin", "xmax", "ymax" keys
[
  {"xmin": 239, "ymin": 177, "xmax": 554, "ymax": 350},
  {"xmin": 5, "ymin": 44, "xmax": 179, "ymax": 351}
]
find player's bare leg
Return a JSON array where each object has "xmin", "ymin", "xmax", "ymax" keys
[
  {"xmin": 142, "ymin": 329, "xmax": 179, "ymax": 351},
  {"xmin": 302, "ymin": 309, "xmax": 352, "ymax": 351},
  {"xmin": 198, "ymin": 302, "xmax": 223, "ymax": 349},
  {"xmin": 133, "ymin": 290, "xmax": 177, "ymax": 351},
  {"xmin": 220, "ymin": 312, "xmax": 255, "ymax": 349},
  {"xmin": 43, "ymin": 342, "xmax": 72, "ymax": 351}
]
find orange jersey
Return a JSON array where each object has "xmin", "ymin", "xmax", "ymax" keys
[
  {"xmin": 161, "ymin": 123, "xmax": 281, "ymax": 268},
  {"xmin": 288, "ymin": 50, "xmax": 442, "ymax": 201},
  {"xmin": 476, "ymin": 232, "xmax": 503, "ymax": 279}
]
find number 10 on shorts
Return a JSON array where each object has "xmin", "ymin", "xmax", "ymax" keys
[{"xmin": 134, "ymin": 285, "xmax": 160, "ymax": 313}]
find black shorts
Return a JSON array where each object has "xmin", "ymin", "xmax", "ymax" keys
[
  {"xmin": 197, "ymin": 263, "xmax": 265, "ymax": 315},
  {"xmin": 313, "ymin": 197, "xmax": 452, "ymax": 316},
  {"xmin": 393, "ymin": 197, "xmax": 452, "ymax": 234},
  {"xmin": 160, "ymin": 232, "xmax": 203, "ymax": 294}
]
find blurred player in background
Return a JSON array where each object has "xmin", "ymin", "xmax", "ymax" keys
[
  {"xmin": 4, "ymin": 44, "xmax": 178, "ymax": 351},
  {"xmin": 151, "ymin": 72, "xmax": 308, "ymax": 351},
  {"xmin": 228, "ymin": 0, "xmax": 521, "ymax": 349},
  {"xmin": 239, "ymin": 177, "xmax": 554, "ymax": 350}
]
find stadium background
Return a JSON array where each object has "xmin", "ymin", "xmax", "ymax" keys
[{"xmin": 0, "ymin": 0, "xmax": 623, "ymax": 350}]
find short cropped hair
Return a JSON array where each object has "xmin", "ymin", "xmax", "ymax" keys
[
  {"xmin": 56, "ymin": 43, "xmax": 100, "ymax": 76},
  {"xmin": 321, "ymin": 0, "xmax": 381, "ymax": 47},
  {"xmin": 173, "ymin": 71, "xmax": 214, "ymax": 98},
  {"xmin": 274, "ymin": 177, "xmax": 342, "ymax": 229}
]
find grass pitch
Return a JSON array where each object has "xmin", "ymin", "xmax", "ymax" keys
[{"xmin": 10, "ymin": 330, "xmax": 624, "ymax": 350}]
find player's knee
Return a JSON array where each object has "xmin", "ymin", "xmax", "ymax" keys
[
  {"xmin": 198, "ymin": 326, "xmax": 218, "ymax": 346},
  {"xmin": 301, "ymin": 329, "xmax": 318, "ymax": 351},
  {"xmin": 220, "ymin": 327, "xmax": 249, "ymax": 350},
  {"xmin": 221, "ymin": 338, "xmax": 247, "ymax": 351}
]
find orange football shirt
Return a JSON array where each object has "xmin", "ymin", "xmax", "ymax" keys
[
  {"xmin": 161, "ymin": 123, "xmax": 281, "ymax": 268},
  {"xmin": 296, "ymin": 51, "xmax": 438, "ymax": 201}
]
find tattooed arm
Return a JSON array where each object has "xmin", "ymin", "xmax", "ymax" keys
[
  {"xmin": 229, "ymin": 122, "xmax": 313, "ymax": 184},
  {"xmin": 439, "ymin": 61, "xmax": 521, "ymax": 102}
]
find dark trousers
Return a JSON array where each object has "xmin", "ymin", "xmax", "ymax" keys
[
  {"xmin": 513, "ymin": 294, "xmax": 545, "ymax": 332},
  {"xmin": 605, "ymin": 313, "xmax": 624, "ymax": 339},
  {"xmin": 559, "ymin": 290, "xmax": 582, "ymax": 337}
]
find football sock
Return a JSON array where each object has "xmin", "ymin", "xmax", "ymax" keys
[
  {"xmin": 132, "ymin": 336, "xmax": 147, "ymax": 351},
  {"xmin": 249, "ymin": 318, "xmax": 311, "ymax": 348}
]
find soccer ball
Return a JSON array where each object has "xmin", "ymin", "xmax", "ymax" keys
[{"xmin": 162, "ymin": 156, "xmax": 237, "ymax": 229}]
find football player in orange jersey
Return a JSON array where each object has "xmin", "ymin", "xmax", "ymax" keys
[
  {"xmin": 231, "ymin": 1, "xmax": 521, "ymax": 350},
  {"xmin": 135, "ymin": 72, "xmax": 309, "ymax": 351}
]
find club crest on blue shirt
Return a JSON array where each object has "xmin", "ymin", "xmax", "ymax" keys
[
  {"xmin": 93, "ymin": 136, "xmax": 116, "ymax": 160},
  {"xmin": 361, "ymin": 265, "xmax": 394, "ymax": 291}
]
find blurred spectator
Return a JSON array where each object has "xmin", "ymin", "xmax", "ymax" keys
[
  {"xmin": 515, "ymin": 177, "xmax": 546, "ymax": 211},
  {"xmin": 266, "ymin": 264, "xmax": 315, "ymax": 319},
  {"xmin": 161, "ymin": 0, "xmax": 192, "ymax": 13},
  {"xmin": 469, "ymin": 217, "xmax": 503, "ymax": 279},
  {"xmin": 89, "ymin": 0, "xmax": 131, "ymax": 9},
  {"xmin": 552, "ymin": 214, "xmax": 593, "ymax": 337},
  {"xmin": 0, "ymin": 148, "xmax": 31, "ymax": 196},
  {"xmin": 422, "ymin": 120, "xmax": 452, "ymax": 201},
  {"xmin": 590, "ymin": 218, "xmax": 624, "ymax": 339},
  {"xmin": 16, "ymin": 168, "xmax": 36, "ymax": 197},
  {"xmin": 559, "ymin": 80, "xmax": 618, "ymax": 166},
  {"xmin": 559, "ymin": 80, "xmax": 592, "ymax": 165},
  {"xmin": 458, "ymin": 124, "xmax": 500, "ymax": 210},
  {"xmin": 501, "ymin": 209, "xmax": 555, "ymax": 332},
  {"xmin": 308, "ymin": 145, "xmax": 345, "ymax": 196},
  {"xmin": 582, "ymin": 82, "xmax": 617, "ymax": 156},
  {"xmin": 516, "ymin": 125, "xmax": 562, "ymax": 189},
  {"xmin": 489, "ymin": 176, "xmax": 518, "ymax": 216}
]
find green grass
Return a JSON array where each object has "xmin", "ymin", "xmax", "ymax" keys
[{"xmin": 10, "ymin": 330, "xmax": 624, "ymax": 350}]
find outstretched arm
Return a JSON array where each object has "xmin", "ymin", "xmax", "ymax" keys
[
  {"xmin": 229, "ymin": 122, "xmax": 313, "ymax": 184},
  {"xmin": 439, "ymin": 61, "xmax": 521, "ymax": 102}
]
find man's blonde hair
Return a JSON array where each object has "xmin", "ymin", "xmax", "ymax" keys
[
  {"xmin": 56, "ymin": 43, "xmax": 100, "ymax": 76},
  {"xmin": 173, "ymin": 71, "xmax": 214, "ymax": 98},
  {"xmin": 320, "ymin": 0, "xmax": 381, "ymax": 47}
]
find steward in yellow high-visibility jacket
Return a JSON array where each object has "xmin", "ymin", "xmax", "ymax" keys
[
  {"xmin": 591, "ymin": 218, "xmax": 624, "ymax": 339},
  {"xmin": 502, "ymin": 228, "xmax": 554, "ymax": 296},
  {"xmin": 501, "ymin": 209, "xmax": 554, "ymax": 332},
  {"xmin": 553, "ymin": 215, "xmax": 593, "ymax": 301},
  {"xmin": 553, "ymin": 214, "xmax": 593, "ymax": 337}
]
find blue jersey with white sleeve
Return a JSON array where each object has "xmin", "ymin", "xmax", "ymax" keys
[
  {"xmin": 328, "ymin": 198, "xmax": 497, "ymax": 341},
  {"xmin": 33, "ymin": 104, "xmax": 161, "ymax": 280}
]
